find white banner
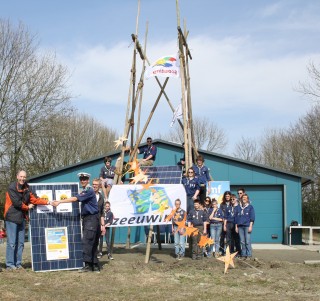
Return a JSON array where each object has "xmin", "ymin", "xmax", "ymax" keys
[
  {"xmin": 108, "ymin": 184, "xmax": 186, "ymax": 227},
  {"xmin": 145, "ymin": 54, "xmax": 180, "ymax": 79}
]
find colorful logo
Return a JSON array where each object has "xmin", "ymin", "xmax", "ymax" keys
[
  {"xmin": 127, "ymin": 187, "xmax": 173, "ymax": 214},
  {"xmin": 153, "ymin": 56, "xmax": 176, "ymax": 68}
]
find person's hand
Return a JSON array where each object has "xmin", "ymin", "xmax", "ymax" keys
[
  {"xmin": 248, "ymin": 225, "xmax": 253, "ymax": 233},
  {"xmin": 101, "ymin": 227, "xmax": 106, "ymax": 235},
  {"xmin": 28, "ymin": 204, "xmax": 34, "ymax": 209},
  {"xmin": 51, "ymin": 201, "xmax": 60, "ymax": 207},
  {"xmin": 235, "ymin": 226, "xmax": 238, "ymax": 234},
  {"xmin": 224, "ymin": 225, "xmax": 227, "ymax": 232}
]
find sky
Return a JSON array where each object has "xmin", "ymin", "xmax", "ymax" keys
[{"xmin": 2, "ymin": 0, "xmax": 320, "ymax": 155}]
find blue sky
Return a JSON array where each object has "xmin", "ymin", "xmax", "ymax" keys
[{"xmin": 2, "ymin": 0, "xmax": 320, "ymax": 154}]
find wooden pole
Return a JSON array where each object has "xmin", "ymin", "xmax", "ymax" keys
[{"xmin": 145, "ymin": 225, "xmax": 154, "ymax": 263}]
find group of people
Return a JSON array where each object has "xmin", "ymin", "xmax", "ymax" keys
[
  {"xmin": 174, "ymin": 184, "xmax": 256, "ymax": 261},
  {"xmin": 2, "ymin": 170, "xmax": 114, "ymax": 273}
]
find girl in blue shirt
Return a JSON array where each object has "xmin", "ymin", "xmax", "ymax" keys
[{"xmin": 208, "ymin": 199, "xmax": 224, "ymax": 257}]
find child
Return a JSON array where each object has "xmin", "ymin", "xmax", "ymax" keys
[
  {"xmin": 102, "ymin": 201, "xmax": 114, "ymax": 260},
  {"xmin": 99, "ymin": 157, "xmax": 116, "ymax": 200},
  {"xmin": 235, "ymin": 194, "xmax": 255, "ymax": 259},
  {"xmin": 172, "ymin": 198, "xmax": 187, "ymax": 260},
  {"xmin": 208, "ymin": 199, "xmax": 224, "ymax": 257}
]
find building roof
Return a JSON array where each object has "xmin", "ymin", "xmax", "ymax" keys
[{"xmin": 29, "ymin": 139, "xmax": 314, "ymax": 186}]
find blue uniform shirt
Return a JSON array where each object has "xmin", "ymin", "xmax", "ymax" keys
[
  {"xmin": 208, "ymin": 207, "xmax": 224, "ymax": 224},
  {"xmin": 192, "ymin": 164, "xmax": 211, "ymax": 185},
  {"xmin": 140, "ymin": 144, "xmax": 157, "ymax": 161},
  {"xmin": 76, "ymin": 186, "xmax": 99, "ymax": 216},
  {"xmin": 187, "ymin": 209, "xmax": 208, "ymax": 226},
  {"xmin": 182, "ymin": 176, "xmax": 200, "ymax": 197},
  {"xmin": 100, "ymin": 166, "xmax": 116, "ymax": 179},
  {"xmin": 224, "ymin": 205, "xmax": 240, "ymax": 223},
  {"xmin": 235, "ymin": 204, "xmax": 255, "ymax": 227}
]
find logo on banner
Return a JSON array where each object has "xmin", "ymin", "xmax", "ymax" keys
[{"xmin": 145, "ymin": 54, "xmax": 180, "ymax": 79}]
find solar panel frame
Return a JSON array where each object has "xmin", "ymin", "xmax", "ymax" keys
[
  {"xmin": 139, "ymin": 165, "xmax": 183, "ymax": 184},
  {"xmin": 29, "ymin": 183, "xmax": 83, "ymax": 272}
]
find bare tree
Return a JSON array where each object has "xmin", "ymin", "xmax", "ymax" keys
[
  {"xmin": 0, "ymin": 19, "xmax": 72, "ymax": 181},
  {"xmin": 22, "ymin": 112, "xmax": 118, "ymax": 176},
  {"xmin": 157, "ymin": 116, "xmax": 227, "ymax": 152},
  {"xmin": 233, "ymin": 136, "xmax": 262, "ymax": 163},
  {"xmin": 297, "ymin": 61, "xmax": 320, "ymax": 102}
]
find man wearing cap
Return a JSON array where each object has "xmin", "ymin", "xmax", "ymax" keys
[{"xmin": 53, "ymin": 172, "xmax": 105, "ymax": 273}]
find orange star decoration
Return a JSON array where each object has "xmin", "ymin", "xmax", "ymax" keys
[
  {"xmin": 130, "ymin": 170, "xmax": 149, "ymax": 184},
  {"xmin": 198, "ymin": 236, "xmax": 214, "ymax": 248},
  {"xmin": 127, "ymin": 159, "xmax": 140, "ymax": 175},
  {"xmin": 114, "ymin": 136, "xmax": 128, "ymax": 149},
  {"xmin": 216, "ymin": 246, "xmax": 238, "ymax": 274},
  {"xmin": 141, "ymin": 179, "xmax": 154, "ymax": 190},
  {"xmin": 175, "ymin": 215, "xmax": 187, "ymax": 231},
  {"xmin": 164, "ymin": 208, "xmax": 177, "ymax": 222},
  {"xmin": 183, "ymin": 226, "xmax": 199, "ymax": 237}
]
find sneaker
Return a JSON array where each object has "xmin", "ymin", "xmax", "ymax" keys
[
  {"xmin": 79, "ymin": 264, "xmax": 92, "ymax": 273},
  {"xmin": 108, "ymin": 254, "xmax": 114, "ymax": 260},
  {"xmin": 176, "ymin": 254, "xmax": 180, "ymax": 260},
  {"xmin": 6, "ymin": 266, "xmax": 17, "ymax": 271},
  {"xmin": 92, "ymin": 264, "xmax": 100, "ymax": 273},
  {"xmin": 97, "ymin": 252, "xmax": 102, "ymax": 259},
  {"xmin": 16, "ymin": 265, "xmax": 24, "ymax": 270}
]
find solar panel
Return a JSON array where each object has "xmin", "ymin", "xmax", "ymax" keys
[
  {"xmin": 29, "ymin": 183, "xmax": 83, "ymax": 272},
  {"xmin": 139, "ymin": 165, "xmax": 183, "ymax": 184}
]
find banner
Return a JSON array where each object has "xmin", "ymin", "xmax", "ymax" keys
[
  {"xmin": 145, "ymin": 54, "xmax": 180, "ymax": 79},
  {"xmin": 108, "ymin": 184, "xmax": 186, "ymax": 227},
  {"xmin": 45, "ymin": 227, "xmax": 69, "ymax": 260},
  {"xmin": 207, "ymin": 181, "xmax": 231, "ymax": 205}
]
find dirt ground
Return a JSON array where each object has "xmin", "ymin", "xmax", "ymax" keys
[{"xmin": 0, "ymin": 242, "xmax": 320, "ymax": 301}]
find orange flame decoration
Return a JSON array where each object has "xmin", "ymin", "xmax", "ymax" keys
[
  {"xmin": 164, "ymin": 208, "xmax": 177, "ymax": 222},
  {"xmin": 130, "ymin": 169, "xmax": 149, "ymax": 184},
  {"xmin": 183, "ymin": 226, "xmax": 199, "ymax": 237},
  {"xmin": 141, "ymin": 179, "xmax": 154, "ymax": 190},
  {"xmin": 198, "ymin": 235, "xmax": 214, "ymax": 248}
]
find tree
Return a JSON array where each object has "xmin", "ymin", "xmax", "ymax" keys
[
  {"xmin": 233, "ymin": 136, "xmax": 262, "ymax": 163},
  {"xmin": 0, "ymin": 19, "xmax": 72, "ymax": 182},
  {"xmin": 298, "ymin": 61, "xmax": 320, "ymax": 102},
  {"xmin": 22, "ymin": 112, "xmax": 118, "ymax": 176},
  {"xmin": 157, "ymin": 116, "xmax": 227, "ymax": 152}
]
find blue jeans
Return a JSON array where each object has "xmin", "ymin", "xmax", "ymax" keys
[
  {"xmin": 238, "ymin": 226, "xmax": 252, "ymax": 257},
  {"xmin": 173, "ymin": 225, "xmax": 186, "ymax": 256},
  {"xmin": 6, "ymin": 220, "xmax": 25, "ymax": 268},
  {"xmin": 209, "ymin": 223, "xmax": 222, "ymax": 253}
]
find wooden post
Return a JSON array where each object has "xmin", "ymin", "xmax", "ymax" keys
[{"xmin": 145, "ymin": 225, "xmax": 154, "ymax": 263}]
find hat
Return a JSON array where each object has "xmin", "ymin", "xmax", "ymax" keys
[{"xmin": 77, "ymin": 172, "xmax": 91, "ymax": 179}]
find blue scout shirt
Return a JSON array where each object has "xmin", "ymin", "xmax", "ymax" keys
[
  {"xmin": 76, "ymin": 186, "xmax": 99, "ymax": 216},
  {"xmin": 192, "ymin": 164, "xmax": 211, "ymax": 185},
  {"xmin": 104, "ymin": 210, "xmax": 114, "ymax": 226},
  {"xmin": 182, "ymin": 176, "xmax": 200, "ymax": 197},
  {"xmin": 187, "ymin": 209, "xmax": 208, "ymax": 226},
  {"xmin": 100, "ymin": 166, "xmax": 116, "ymax": 179},
  {"xmin": 140, "ymin": 144, "xmax": 157, "ymax": 161},
  {"xmin": 224, "ymin": 204, "xmax": 240, "ymax": 223},
  {"xmin": 208, "ymin": 207, "xmax": 224, "ymax": 224},
  {"xmin": 235, "ymin": 204, "xmax": 255, "ymax": 227}
]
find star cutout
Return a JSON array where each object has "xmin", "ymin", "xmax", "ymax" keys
[
  {"xmin": 198, "ymin": 235, "xmax": 214, "ymax": 248},
  {"xmin": 182, "ymin": 226, "xmax": 199, "ymax": 237},
  {"xmin": 164, "ymin": 208, "xmax": 177, "ymax": 222},
  {"xmin": 175, "ymin": 215, "xmax": 187, "ymax": 230},
  {"xmin": 216, "ymin": 246, "xmax": 238, "ymax": 274},
  {"xmin": 114, "ymin": 136, "xmax": 128, "ymax": 149},
  {"xmin": 130, "ymin": 170, "xmax": 149, "ymax": 184},
  {"xmin": 141, "ymin": 179, "xmax": 154, "ymax": 190},
  {"xmin": 127, "ymin": 159, "xmax": 140, "ymax": 174}
]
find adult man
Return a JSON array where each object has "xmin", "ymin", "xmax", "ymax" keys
[
  {"xmin": 172, "ymin": 199, "xmax": 187, "ymax": 260},
  {"xmin": 99, "ymin": 157, "xmax": 116, "ymax": 200},
  {"xmin": 4, "ymin": 170, "xmax": 54, "ymax": 270},
  {"xmin": 192, "ymin": 155, "xmax": 212, "ymax": 206},
  {"xmin": 53, "ymin": 172, "xmax": 105, "ymax": 273},
  {"xmin": 237, "ymin": 187, "xmax": 246, "ymax": 204},
  {"xmin": 137, "ymin": 137, "xmax": 157, "ymax": 166},
  {"xmin": 187, "ymin": 199, "xmax": 208, "ymax": 260}
]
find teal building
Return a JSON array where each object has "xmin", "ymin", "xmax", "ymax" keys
[{"xmin": 29, "ymin": 139, "xmax": 312, "ymax": 244}]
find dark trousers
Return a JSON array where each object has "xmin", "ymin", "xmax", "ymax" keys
[
  {"xmin": 82, "ymin": 214, "xmax": 100, "ymax": 265},
  {"xmin": 226, "ymin": 222, "xmax": 241, "ymax": 253},
  {"xmin": 191, "ymin": 225, "xmax": 204, "ymax": 258},
  {"xmin": 220, "ymin": 229, "xmax": 226, "ymax": 254},
  {"xmin": 98, "ymin": 227, "xmax": 111, "ymax": 254},
  {"xmin": 199, "ymin": 185, "xmax": 207, "ymax": 206}
]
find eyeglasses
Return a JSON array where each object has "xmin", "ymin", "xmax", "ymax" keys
[
  {"xmin": 188, "ymin": 171, "xmax": 194, "ymax": 174},
  {"xmin": 237, "ymin": 192, "xmax": 243, "ymax": 195},
  {"xmin": 147, "ymin": 140, "xmax": 152, "ymax": 142}
]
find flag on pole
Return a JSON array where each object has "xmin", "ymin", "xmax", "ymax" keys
[
  {"xmin": 170, "ymin": 103, "xmax": 183, "ymax": 127},
  {"xmin": 145, "ymin": 54, "xmax": 180, "ymax": 79}
]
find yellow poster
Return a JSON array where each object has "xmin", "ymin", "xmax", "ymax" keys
[{"xmin": 45, "ymin": 227, "xmax": 69, "ymax": 260}]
